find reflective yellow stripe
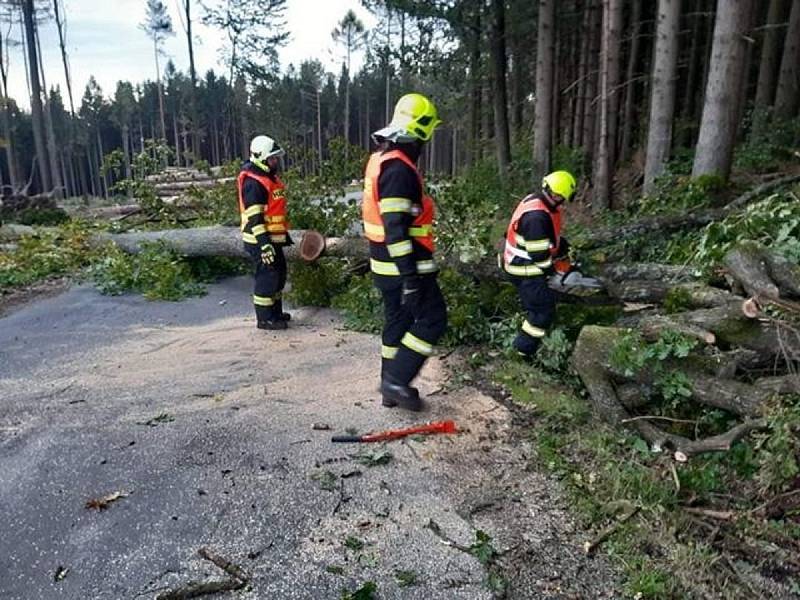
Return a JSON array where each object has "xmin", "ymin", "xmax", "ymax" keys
[
  {"xmin": 387, "ymin": 240, "xmax": 413, "ymax": 257},
  {"xmin": 268, "ymin": 215, "xmax": 285, "ymax": 223},
  {"xmin": 381, "ymin": 345, "xmax": 398, "ymax": 359},
  {"xmin": 504, "ymin": 263, "xmax": 544, "ymax": 277},
  {"xmin": 401, "ymin": 332, "xmax": 434, "ymax": 356},
  {"xmin": 409, "ymin": 225, "xmax": 432, "ymax": 237},
  {"xmin": 242, "ymin": 232, "xmax": 259, "ymax": 244},
  {"xmin": 253, "ymin": 295, "xmax": 274, "ymax": 306},
  {"xmin": 252, "ymin": 224, "xmax": 267, "ymax": 236},
  {"xmin": 416, "ymin": 260, "xmax": 438, "ymax": 274},
  {"xmin": 379, "ymin": 197, "xmax": 412, "ymax": 214},
  {"xmin": 270, "ymin": 234, "xmax": 287, "ymax": 243},
  {"xmin": 364, "ymin": 222, "xmax": 385, "ymax": 237},
  {"xmin": 534, "ymin": 258, "xmax": 553, "ymax": 269},
  {"xmin": 370, "ymin": 258, "xmax": 400, "ymax": 276},
  {"xmin": 267, "ymin": 224, "xmax": 286, "ymax": 232},
  {"xmin": 244, "ymin": 204, "xmax": 264, "ymax": 218},
  {"xmin": 524, "ymin": 239, "xmax": 551, "ymax": 252},
  {"xmin": 522, "ymin": 320, "xmax": 547, "ymax": 338}
]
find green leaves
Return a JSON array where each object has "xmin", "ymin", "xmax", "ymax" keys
[
  {"xmin": 469, "ymin": 530, "xmax": 498, "ymax": 565},
  {"xmin": 353, "ymin": 449, "xmax": 393, "ymax": 467},
  {"xmin": 91, "ymin": 242, "xmax": 206, "ymax": 301},
  {"xmin": 340, "ymin": 581, "xmax": 376, "ymax": 600}
]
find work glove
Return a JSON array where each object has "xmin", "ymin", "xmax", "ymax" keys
[
  {"xmin": 260, "ymin": 243, "xmax": 276, "ymax": 265},
  {"xmin": 401, "ymin": 275, "xmax": 424, "ymax": 316}
]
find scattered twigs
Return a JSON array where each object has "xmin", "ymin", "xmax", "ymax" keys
[
  {"xmin": 621, "ymin": 415, "xmax": 699, "ymax": 426},
  {"xmin": 748, "ymin": 489, "xmax": 800, "ymax": 517},
  {"xmin": 673, "ymin": 419, "xmax": 768, "ymax": 463},
  {"xmin": 156, "ymin": 547, "xmax": 249, "ymax": 600},
  {"xmin": 426, "ymin": 519, "xmax": 473, "ymax": 553},
  {"xmin": 682, "ymin": 507, "xmax": 734, "ymax": 521},
  {"xmin": 584, "ymin": 504, "xmax": 640, "ymax": 555}
]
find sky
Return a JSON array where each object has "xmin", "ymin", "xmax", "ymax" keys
[{"xmin": 6, "ymin": 0, "xmax": 377, "ymax": 109}]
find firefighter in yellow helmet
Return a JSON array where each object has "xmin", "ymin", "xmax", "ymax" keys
[
  {"xmin": 362, "ymin": 93, "xmax": 446, "ymax": 411},
  {"xmin": 501, "ymin": 171, "xmax": 577, "ymax": 359}
]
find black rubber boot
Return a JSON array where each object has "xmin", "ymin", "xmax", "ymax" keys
[
  {"xmin": 278, "ymin": 312, "xmax": 292, "ymax": 322},
  {"xmin": 380, "ymin": 375, "xmax": 423, "ymax": 412},
  {"xmin": 257, "ymin": 319, "xmax": 288, "ymax": 331}
]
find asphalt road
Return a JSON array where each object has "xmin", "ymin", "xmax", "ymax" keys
[{"xmin": 0, "ymin": 277, "xmax": 618, "ymax": 599}]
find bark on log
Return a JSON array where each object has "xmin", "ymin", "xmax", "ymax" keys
[
  {"xmin": 723, "ymin": 243, "xmax": 780, "ymax": 300},
  {"xmin": 605, "ymin": 280, "xmax": 736, "ymax": 307},
  {"xmin": 599, "ymin": 262, "xmax": 701, "ymax": 283},
  {"xmin": 98, "ymin": 227, "xmax": 368, "ymax": 262}
]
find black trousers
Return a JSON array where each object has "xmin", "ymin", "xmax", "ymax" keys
[
  {"xmin": 513, "ymin": 276, "xmax": 556, "ymax": 356},
  {"xmin": 245, "ymin": 243, "xmax": 287, "ymax": 322},
  {"xmin": 377, "ymin": 275, "xmax": 448, "ymax": 386}
]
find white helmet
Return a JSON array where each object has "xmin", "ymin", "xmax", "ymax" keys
[{"xmin": 250, "ymin": 135, "xmax": 284, "ymax": 165}]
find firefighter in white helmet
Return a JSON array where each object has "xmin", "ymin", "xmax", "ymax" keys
[{"xmin": 236, "ymin": 135, "xmax": 291, "ymax": 330}]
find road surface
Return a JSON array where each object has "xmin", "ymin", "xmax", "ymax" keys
[{"xmin": 0, "ymin": 277, "xmax": 619, "ymax": 599}]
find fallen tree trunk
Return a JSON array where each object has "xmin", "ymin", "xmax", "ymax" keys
[
  {"xmin": 605, "ymin": 280, "xmax": 736, "ymax": 307},
  {"xmin": 572, "ymin": 325, "xmax": 774, "ymax": 460},
  {"xmin": 98, "ymin": 226, "xmax": 368, "ymax": 262},
  {"xmin": 599, "ymin": 263, "xmax": 701, "ymax": 283},
  {"xmin": 724, "ymin": 243, "xmax": 780, "ymax": 300},
  {"xmin": 581, "ymin": 174, "xmax": 800, "ymax": 250}
]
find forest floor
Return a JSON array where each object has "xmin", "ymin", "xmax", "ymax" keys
[{"xmin": 0, "ymin": 277, "xmax": 620, "ymax": 600}]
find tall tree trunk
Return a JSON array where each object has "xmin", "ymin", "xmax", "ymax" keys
[
  {"xmin": 582, "ymin": 1, "xmax": 602, "ymax": 168},
  {"xmin": 693, "ymin": 0, "xmax": 754, "ymax": 180},
  {"xmin": 468, "ymin": 9, "xmax": 482, "ymax": 165},
  {"xmin": 679, "ymin": 6, "xmax": 704, "ymax": 146},
  {"xmin": 173, "ymin": 111, "xmax": 182, "ymax": 167},
  {"xmin": 0, "ymin": 24, "xmax": 18, "ymax": 191},
  {"xmin": 489, "ymin": 0, "xmax": 511, "ymax": 174},
  {"xmin": 620, "ymin": 0, "xmax": 643, "ymax": 162},
  {"xmin": 774, "ymin": 0, "xmax": 800, "ymax": 119},
  {"xmin": 573, "ymin": 4, "xmax": 591, "ymax": 146},
  {"xmin": 533, "ymin": 0, "xmax": 555, "ymax": 182},
  {"xmin": 644, "ymin": 0, "xmax": 681, "ymax": 194},
  {"xmin": 97, "ymin": 130, "xmax": 108, "ymax": 199},
  {"xmin": 122, "ymin": 123, "xmax": 131, "ymax": 181},
  {"xmin": 593, "ymin": 0, "xmax": 623, "ymax": 211},
  {"xmin": 755, "ymin": 0, "xmax": 789, "ymax": 109},
  {"xmin": 21, "ymin": 0, "xmax": 51, "ymax": 193},
  {"xmin": 52, "ymin": 0, "xmax": 75, "ymax": 116},
  {"xmin": 154, "ymin": 38, "xmax": 167, "ymax": 142},
  {"xmin": 184, "ymin": 0, "xmax": 200, "ymax": 160},
  {"xmin": 35, "ymin": 24, "xmax": 63, "ymax": 199},
  {"xmin": 697, "ymin": 0, "xmax": 717, "ymax": 123}
]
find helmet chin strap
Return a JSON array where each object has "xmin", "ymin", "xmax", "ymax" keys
[
  {"xmin": 542, "ymin": 188, "xmax": 561, "ymax": 209},
  {"xmin": 251, "ymin": 157, "xmax": 270, "ymax": 173}
]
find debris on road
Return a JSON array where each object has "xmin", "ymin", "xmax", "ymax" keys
[
  {"xmin": 53, "ymin": 566, "xmax": 69, "ymax": 582},
  {"xmin": 156, "ymin": 547, "xmax": 249, "ymax": 600},
  {"xmin": 139, "ymin": 413, "xmax": 175, "ymax": 427},
  {"xmin": 311, "ymin": 422, "xmax": 331, "ymax": 430},
  {"xmin": 331, "ymin": 420, "xmax": 458, "ymax": 443},
  {"xmin": 353, "ymin": 449, "xmax": 393, "ymax": 467},
  {"xmin": 85, "ymin": 490, "xmax": 130, "ymax": 511}
]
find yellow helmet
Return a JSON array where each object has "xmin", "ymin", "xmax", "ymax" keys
[
  {"xmin": 542, "ymin": 170, "xmax": 577, "ymax": 201},
  {"xmin": 373, "ymin": 93, "xmax": 442, "ymax": 143}
]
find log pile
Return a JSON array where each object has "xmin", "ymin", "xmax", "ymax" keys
[
  {"xmin": 574, "ymin": 242, "xmax": 800, "ymax": 461},
  {"xmin": 145, "ymin": 166, "xmax": 234, "ymax": 200}
]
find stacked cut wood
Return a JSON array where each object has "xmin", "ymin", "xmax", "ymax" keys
[
  {"xmin": 573, "ymin": 242, "xmax": 800, "ymax": 462},
  {"xmin": 145, "ymin": 166, "xmax": 235, "ymax": 201}
]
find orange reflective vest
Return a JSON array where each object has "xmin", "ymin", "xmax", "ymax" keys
[
  {"xmin": 502, "ymin": 195, "xmax": 561, "ymax": 277},
  {"xmin": 237, "ymin": 170, "xmax": 288, "ymax": 245},
  {"xmin": 361, "ymin": 150, "xmax": 435, "ymax": 252}
]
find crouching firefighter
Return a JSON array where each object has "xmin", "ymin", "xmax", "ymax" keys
[
  {"xmin": 501, "ymin": 171, "xmax": 577, "ymax": 360},
  {"xmin": 362, "ymin": 93, "xmax": 447, "ymax": 412},
  {"xmin": 238, "ymin": 135, "xmax": 291, "ymax": 331}
]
